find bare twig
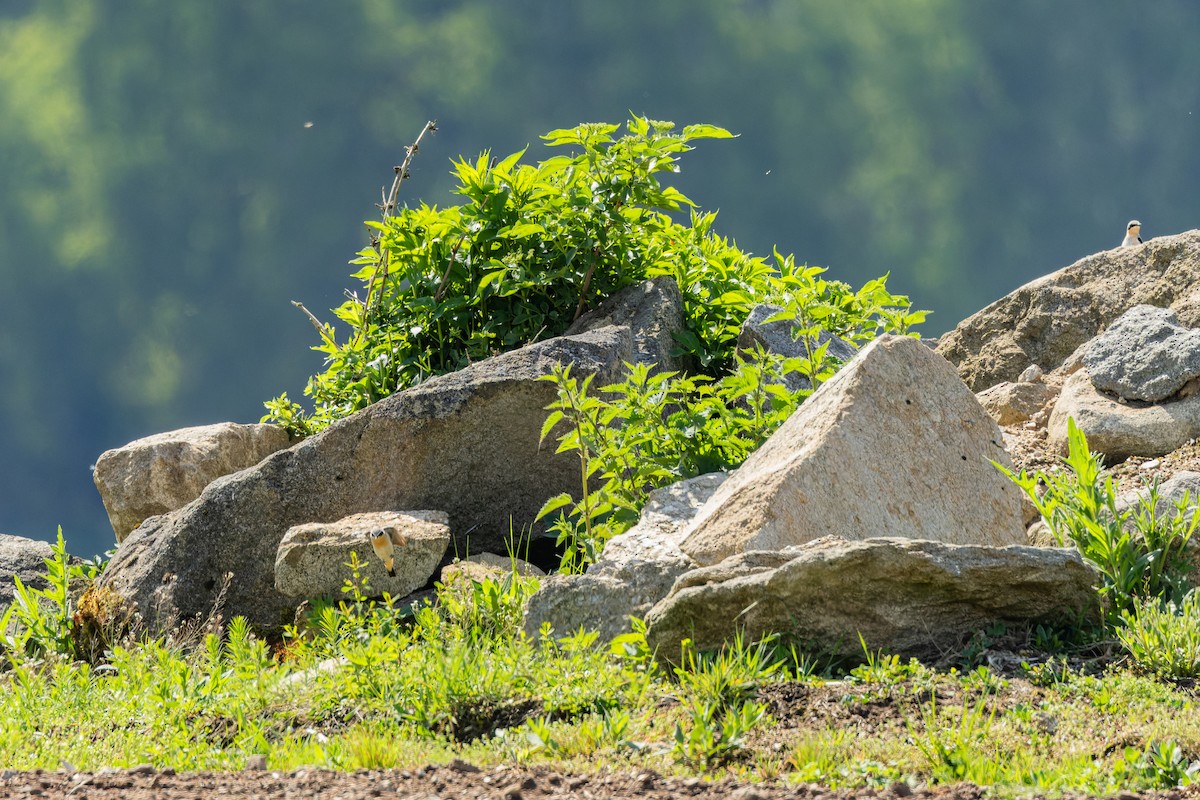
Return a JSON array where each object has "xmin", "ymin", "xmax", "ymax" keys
[
  {"xmin": 361, "ymin": 120, "xmax": 439, "ymax": 333},
  {"xmin": 291, "ymin": 300, "xmax": 336, "ymax": 347}
]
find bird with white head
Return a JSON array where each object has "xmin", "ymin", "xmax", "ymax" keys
[{"xmin": 1122, "ymin": 220, "xmax": 1143, "ymax": 247}]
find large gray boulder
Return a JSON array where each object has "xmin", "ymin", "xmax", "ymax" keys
[
  {"xmin": 1082, "ymin": 305, "xmax": 1200, "ymax": 403},
  {"xmin": 1048, "ymin": 369, "xmax": 1200, "ymax": 460},
  {"xmin": 566, "ymin": 276, "xmax": 685, "ymax": 372},
  {"xmin": 521, "ymin": 472, "xmax": 726, "ymax": 641},
  {"xmin": 0, "ymin": 534, "xmax": 57, "ymax": 612},
  {"xmin": 937, "ymin": 230, "xmax": 1200, "ymax": 392},
  {"xmin": 95, "ymin": 327, "xmax": 632, "ymax": 635},
  {"xmin": 274, "ymin": 511, "xmax": 450, "ymax": 599},
  {"xmin": 93, "ymin": 422, "xmax": 293, "ymax": 542},
  {"xmin": 644, "ymin": 537, "xmax": 1101, "ymax": 661},
  {"xmin": 680, "ymin": 335, "xmax": 1025, "ymax": 567}
]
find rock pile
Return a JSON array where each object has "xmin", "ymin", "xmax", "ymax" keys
[{"xmin": 9, "ymin": 232, "xmax": 1194, "ymax": 658}]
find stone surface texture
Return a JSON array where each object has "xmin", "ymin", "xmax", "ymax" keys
[
  {"xmin": 976, "ymin": 380, "xmax": 1059, "ymax": 427},
  {"xmin": 0, "ymin": 533, "xmax": 58, "ymax": 612},
  {"xmin": 95, "ymin": 327, "xmax": 633, "ymax": 635},
  {"xmin": 1081, "ymin": 304, "xmax": 1200, "ymax": 402},
  {"xmin": 565, "ymin": 276, "xmax": 685, "ymax": 373},
  {"xmin": 645, "ymin": 536, "xmax": 1101, "ymax": 660},
  {"xmin": 521, "ymin": 472, "xmax": 726, "ymax": 642},
  {"xmin": 1048, "ymin": 369, "xmax": 1200, "ymax": 460},
  {"xmin": 679, "ymin": 335, "xmax": 1025, "ymax": 567},
  {"xmin": 93, "ymin": 422, "xmax": 293, "ymax": 542},
  {"xmin": 274, "ymin": 511, "xmax": 450, "ymax": 599},
  {"xmin": 937, "ymin": 229, "xmax": 1200, "ymax": 392},
  {"xmin": 441, "ymin": 553, "xmax": 547, "ymax": 585}
]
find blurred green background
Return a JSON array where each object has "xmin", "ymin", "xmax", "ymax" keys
[{"xmin": 2, "ymin": 1, "xmax": 1198, "ymax": 558}]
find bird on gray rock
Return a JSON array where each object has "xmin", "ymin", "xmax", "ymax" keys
[{"xmin": 1121, "ymin": 220, "xmax": 1143, "ymax": 247}]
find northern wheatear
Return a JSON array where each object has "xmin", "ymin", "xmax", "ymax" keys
[
  {"xmin": 1122, "ymin": 220, "xmax": 1143, "ymax": 247},
  {"xmin": 367, "ymin": 528, "xmax": 408, "ymax": 577}
]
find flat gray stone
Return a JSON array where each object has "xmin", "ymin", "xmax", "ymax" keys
[
  {"xmin": 1082, "ymin": 305, "xmax": 1200, "ymax": 402},
  {"xmin": 274, "ymin": 511, "xmax": 449, "ymax": 599},
  {"xmin": 645, "ymin": 537, "xmax": 1101, "ymax": 660},
  {"xmin": 521, "ymin": 472, "xmax": 726, "ymax": 641}
]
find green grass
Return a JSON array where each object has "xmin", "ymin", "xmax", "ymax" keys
[{"xmin": 5, "ymin": 542, "xmax": 1200, "ymax": 793}]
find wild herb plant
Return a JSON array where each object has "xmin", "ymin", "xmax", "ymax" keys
[
  {"xmin": 535, "ymin": 349, "xmax": 819, "ymax": 573},
  {"xmin": 850, "ymin": 634, "xmax": 929, "ymax": 687},
  {"xmin": 670, "ymin": 633, "xmax": 783, "ymax": 769},
  {"xmin": 912, "ymin": 695, "xmax": 998, "ymax": 786},
  {"xmin": 1111, "ymin": 740, "xmax": 1200, "ymax": 790},
  {"xmin": 1118, "ymin": 591, "xmax": 1200, "ymax": 679},
  {"xmin": 265, "ymin": 117, "xmax": 738, "ymax": 434},
  {"xmin": 997, "ymin": 417, "xmax": 1198, "ymax": 623},
  {"xmin": 0, "ymin": 528, "xmax": 105, "ymax": 663},
  {"xmin": 266, "ymin": 117, "xmax": 925, "ymax": 435}
]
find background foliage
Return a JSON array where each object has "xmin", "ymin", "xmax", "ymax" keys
[{"xmin": 2, "ymin": 1, "xmax": 1200, "ymax": 556}]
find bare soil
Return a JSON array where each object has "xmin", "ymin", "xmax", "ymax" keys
[
  {"xmin": 0, "ymin": 762, "xmax": 1184, "ymax": 800},
  {"xmin": 3, "ymin": 763, "xmax": 1199, "ymax": 800}
]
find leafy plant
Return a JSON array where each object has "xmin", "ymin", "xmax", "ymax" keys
[
  {"xmin": 266, "ymin": 117, "xmax": 926, "ymax": 437},
  {"xmin": 997, "ymin": 417, "xmax": 1198, "ymax": 622},
  {"xmin": 669, "ymin": 633, "xmax": 783, "ymax": 769},
  {"xmin": 0, "ymin": 528, "xmax": 106, "ymax": 663},
  {"xmin": 1118, "ymin": 591, "xmax": 1200, "ymax": 679},
  {"xmin": 1112, "ymin": 740, "xmax": 1200, "ymax": 790},
  {"xmin": 535, "ymin": 347, "xmax": 830, "ymax": 573},
  {"xmin": 266, "ymin": 117, "xmax": 739, "ymax": 434},
  {"xmin": 909, "ymin": 695, "xmax": 999, "ymax": 784},
  {"xmin": 850, "ymin": 635, "xmax": 928, "ymax": 686}
]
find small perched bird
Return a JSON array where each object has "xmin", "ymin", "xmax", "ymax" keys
[
  {"xmin": 1122, "ymin": 220, "xmax": 1143, "ymax": 247},
  {"xmin": 367, "ymin": 528, "xmax": 408, "ymax": 577}
]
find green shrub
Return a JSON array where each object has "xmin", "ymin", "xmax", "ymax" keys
[
  {"xmin": 266, "ymin": 117, "xmax": 737, "ymax": 434},
  {"xmin": 265, "ymin": 117, "xmax": 925, "ymax": 435},
  {"xmin": 997, "ymin": 418, "xmax": 1197, "ymax": 623},
  {"xmin": 0, "ymin": 528, "xmax": 106, "ymax": 663}
]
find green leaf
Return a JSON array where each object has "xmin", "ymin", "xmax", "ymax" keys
[
  {"xmin": 477, "ymin": 269, "xmax": 507, "ymax": 293},
  {"xmin": 539, "ymin": 410, "xmax": 565, "ymax": 445},
  {"xmin": 536, "ymin": 492, "xmax": 575, "ymax": 521},
  {"xmin": 504, "ymin": 222, "xmax": 546, "ymax": 238},
  {"xmin": 681, "ymin": 123, "xmax": 735, "ymax": 140},
  {"xmin": 494, "ymin": 147, "xmax": 528, "ymax": 175}
]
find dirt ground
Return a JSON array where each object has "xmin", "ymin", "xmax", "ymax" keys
[
  {"xmin": 0, "ymin": 763, "xmax": 1188, "ymax": 800},
  {"xmin": 2, "ymin": 763, "xmax": 1199, "ymax": 800}
]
